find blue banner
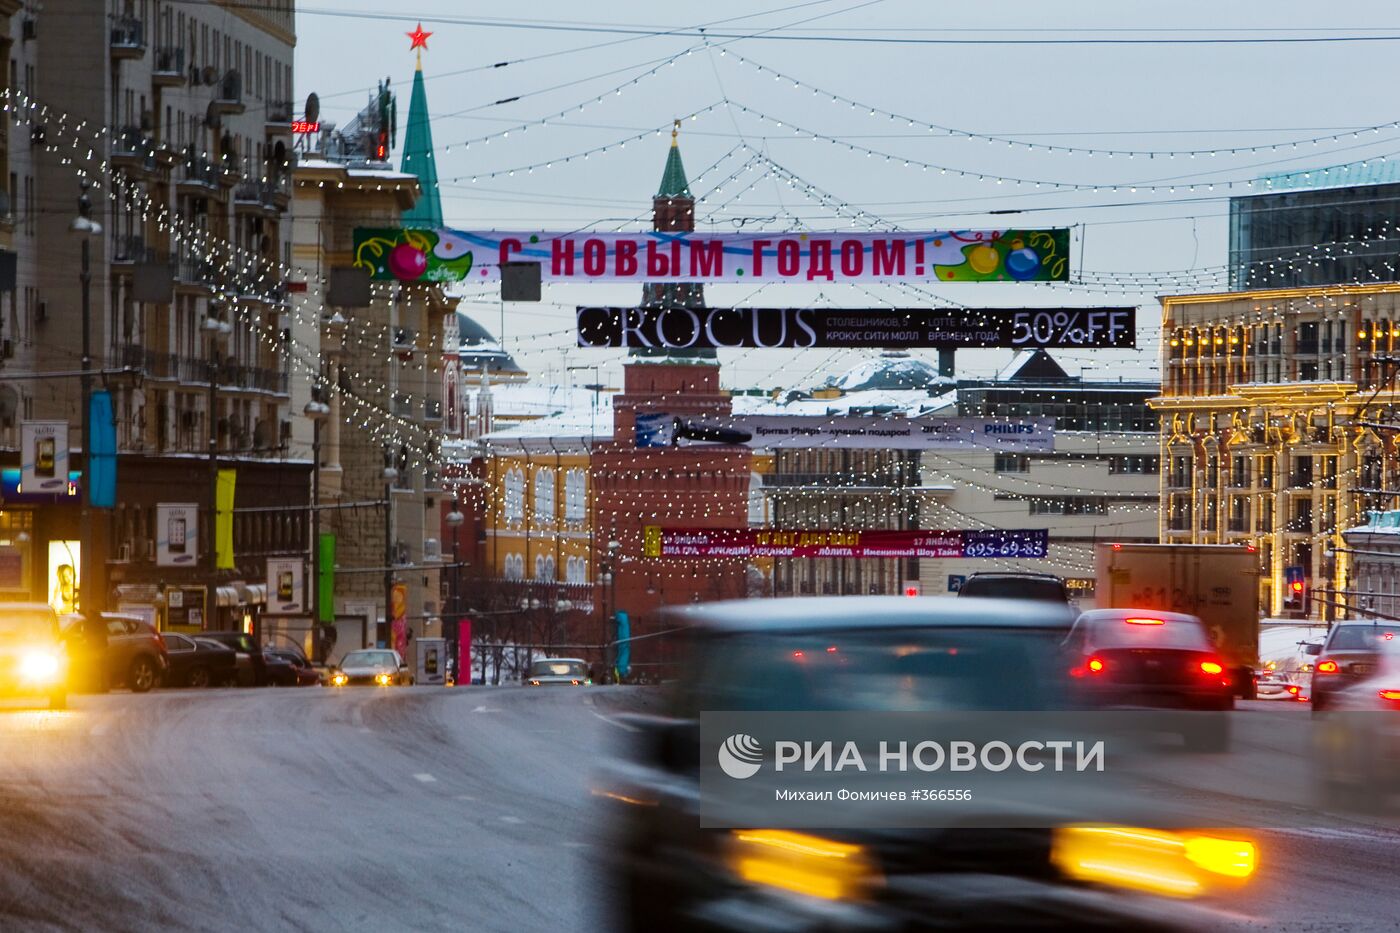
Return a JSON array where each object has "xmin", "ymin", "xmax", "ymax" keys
[
  {"xmin": 615, "ymin": 610, "xmax": 630, "ymax": 680},
  {"xmin": 88, "ymin": 391, "xmax": 117, "ymax": 508}
]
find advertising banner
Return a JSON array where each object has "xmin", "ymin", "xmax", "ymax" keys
[
  {"xmin": 88, "ymin": 391, "xmax": 117, "ymax": 508},
  {"xmin": 165, "ymin": 586, "xmax": 207, "ymax": 629},
  {"xmin": 643, "ymin": 527, "xmax": 1049, "ymax": 559},
  {"xmin": 318, "ymin": 533, "xmax": 336, "ymax": 624},
  {"xmin": 580, "ymin": 307, "xmax": 1135, "ymax": 350},
  {"xmin": 457, "ymin": 619, "xmax": 471, "ymax": 685},
  {"xmin": 391, "ymin": 582, "xmax": 408, "ymax": 657},
  {"xmin": 353, "ymin": 228, "xmax": 1070, "ymax": 284},
  {"xmin": 47, "ymin": 540, "xmax": 80, "ymax": 615},
  {"xmin": 615, "ymin": 610, "xmax": 631, "ymax": 680},
  {"xmin": 637, "ymin": 414, "xmax": 1054, "ymax": 452},
  {"xmin": 20, "ymin": 421, "xmax": 69, "ymax": 494},
  {"xmin": 265, "ymin": 557, "xmax": 305, "ymax": 615},
  {"xmin": 156, "ymin": 503, "xmax": 199, "ymax": 567},
  {"xmin": 215, "ymin": 469, "xmax": 236, "ymax": 570}
]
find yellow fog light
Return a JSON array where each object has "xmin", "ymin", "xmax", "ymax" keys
[
  {"xmin": 729, "ymin": 830, "xmax": 881, "ymax": 901},
  {"xmin": 375, "ymin": 673, "xmax": 392, "ymax": 686},
  {"xmin": 1052, "ymin": 826, "xmax": 1256, "ymax": 898},
  {"xmin": 331, "ymin": 673, "xmax": 348, "ymax": 686},
  {"xmin": 19, "ymin": 651, "xmax": 60, "ymax": 682}
]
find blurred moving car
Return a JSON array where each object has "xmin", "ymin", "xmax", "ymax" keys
[
  {"xmin": 263, "ymin": 648, "xmax": 320, "ymax": 686},
  {"xmin": 62, "ymin": 613, "xmax": 169, "ymax": 693},
  {"xmin": 200, "ymin": 631, "xmax": 270, "ymax": 686},
  {"xmin": 956, "ymin": 572, "xmax": 1071, "ymax": 604},
  {"xmin": 525, "ymin": 657, "xmax": 591, "ymax": 686},
  {"xmin": 1065, "ymin": 610, "xmax": 1234, "ymax": 751},
  {"xmin": 600, "ymin": 597, "xmax": 1251, "ymax": 932},
  {"xmin": 1310, "ymin": 634, "xmax": 1400, "ymax": 808},
  {"xmin": 329, "ymin": 649, "xmax": 410, "ymax": 686},
  {"xmin": 161, "ymin": 632, "xmax": 237, "ymax": 688},
  {"xmin": 0, "ymin": 602, "xmax": 68, "ymax": 709},
  {"xmin": 1310, "ymin": 621, "xmax": 1394, "ymax": 711}
]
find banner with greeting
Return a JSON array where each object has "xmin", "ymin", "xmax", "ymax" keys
[{"xmin": 353, "ymin": 229, "xmax": 1070, "ymax": 284}]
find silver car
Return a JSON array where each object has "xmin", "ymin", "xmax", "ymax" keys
[
  {"xmin": 330, "ymin": 649, "xmax": 410, "ymax": 687},
  {"xmin": 525, "ymin": 657, "xmax": 591, "ymax": 686}
]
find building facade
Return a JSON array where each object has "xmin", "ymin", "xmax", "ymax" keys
[{"xmin": 1152, "ymin": 282, "xmax": 1400, "ymax": 617}]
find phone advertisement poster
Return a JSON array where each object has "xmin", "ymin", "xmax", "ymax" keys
[
  {"xmin": 265, "ymin": 557, "xmax": 305, "ymax": 615},
  {"xmin": 21, "ymin": 421, "xmax": 69, "ymax": 493},
  {"xmin": 156, "ymin": 503, "xmax": 199, "ymax": 566}
]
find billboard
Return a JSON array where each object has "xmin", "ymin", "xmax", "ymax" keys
[
  {"xmin": 20, "ymin": 421, "xmax": 69, "ymax": 494},
  {"xmin": 156, "ymin": 503, "xmax": 199, "ymax": 567},
  {"xmin": 266, "ymin": 557, "xmax": 305, "ymax": 615},
  {"xmin": 642, "ymin": 528, "xmax": 1049, "ymax": 559},
  {"xmin": 579, "ymin": 307, "xmax": 1135, "ymax": 350},
  {"xmin": 353, "ymin": 229, "xmax": 1070, "ymax": 284},
  {"xmin": 47, "ymin": 540, "xmax": 80, "ymax": 615},
  {"xmin": 637, "ymin": 414, "xmax": 1054, "ymax": 452},
  {"xmin": 391, "ymin": 582, "xmax": 408, "ymax": 657}
]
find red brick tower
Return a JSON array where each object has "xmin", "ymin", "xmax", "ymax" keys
[{"xmin": 590, "ymin": 124, "xmax": 752, "ymax": 675}]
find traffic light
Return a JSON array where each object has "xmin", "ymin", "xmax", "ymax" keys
[{"xmin": 1284, "ymin": 566, "xmax": 1306, "ymax": 612}]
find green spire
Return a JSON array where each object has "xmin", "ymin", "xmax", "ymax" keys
[
  {"xmin": 401, "ymin": 64, "xmax": 443, "ymax": 227},
  {"xmin": 656, "ymin": 120, "xmax": 691, "ymax": 198}
]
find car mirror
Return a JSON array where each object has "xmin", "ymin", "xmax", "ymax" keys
[{"xmin": 1304, "ymin": 643, "xmax": 1322, "ymax": 656}]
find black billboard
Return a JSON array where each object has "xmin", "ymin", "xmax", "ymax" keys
[{"xmin": 576, "ymin": 307, "xmax": 1136, "ymax": 350}]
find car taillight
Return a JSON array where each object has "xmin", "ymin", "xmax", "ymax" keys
[
  {"xmin": 1200, "ymin": 660, "xmax": 1224, "ymax": 675},
  {"xmin": 1124, "ymin": 617, "xmax": 1165, "ymax": 625},
  {"xmin": 1316, "ymin": 659, "xmax": 1340, "ymax": 674},
  {"xmin": 1087, "ymin": 657, "xmax": 1105, "ymax": 673},
  {"xmin": 1380, "ymin": 689, "xmax": 1400, "ymax": 701}
]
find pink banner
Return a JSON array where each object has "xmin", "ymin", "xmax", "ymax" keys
[
  {"xmin": 391, "ymin": 582, "xmax": 408, "ymax": 656},
  {"xmin": 457, "ymin": 619, "xmax": 471, "ymax": 685}
]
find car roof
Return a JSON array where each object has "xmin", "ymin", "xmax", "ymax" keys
[
  {"xmin": 533, "ymin": 657, "xmax": 586, "ymax": 664},
  {"xmin": 1076, "ymin": 609, "xmax": 1203, "ymax": 625},
  {"xmin": 665, "ymin": 596, "xmax": 1074, "ymax": 635},
  {"xmin": 964, "ymin": 572, "xmax": 1063, "ymax": 582}
]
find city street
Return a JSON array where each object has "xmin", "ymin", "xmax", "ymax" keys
[{"xmin": 0, "ymin": 688, "xmax": 1397, "ymax": 932}]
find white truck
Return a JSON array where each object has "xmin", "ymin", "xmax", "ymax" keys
[{"xmin": 1094, "ymin": 543, "xmax": 1262, "ymax": 697}]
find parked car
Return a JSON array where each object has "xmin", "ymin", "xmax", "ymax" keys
[
  {"xmin": 1310, "ymin": 621, "xmax": 1394, "ymax": 712},
  {"xmin": 0, "ymin": 602, "xmax": 67, "ymax": 709},
  {"xmin": 161, "ymin": 632, "xmax": 237, "ymax": 688},
  {"xmin": 63, "ymin": 613, "xmax": 168, "ymax": 693},
  {"xmin": 199, "ymin": 631, "xmax": 270, "ymax": 686},
  {"xmin": 956, "ymin": 571, "xmax": 1072, "ymax": 605},
  {"xmin": 525, "ymin": 657, "xmax": 591, "ymax": 686},
  {"xmin": 263, "ymin": 648, "xmax": 320, "ymax": 686},
  {"xmin": 330, "ymin": 649, "xmax": 411, "ymax": 686}
]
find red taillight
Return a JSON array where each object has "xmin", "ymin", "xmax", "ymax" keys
[
  {"xmin": 1380, "ymin": 690, "xmax": 1400, "ymax": 701},
  {"xmin": 826, "ymin": 646, "xmax": 838, "ymax": 653},
  {"xmin": 1087, "ymin": 657, "xmax": 1105, "ymax": 673},
  {"xmin": 792, "ymin": 650, "xmax": 805, "ymax": 659},
  {"xmin": 1287, "ymin": 685, "xmax": 1300, "ymax": 695},
  {"xmin": 1200, "ymin": 660, "xmax": 1224, "ymax": 675},
  {"xmin": 1316, "ymin": 659, "xmax": 1340, "ymax": 674},
  {"xmin": 1125, "ymin": 617, "xmax": 1165, "ymax": 625}
]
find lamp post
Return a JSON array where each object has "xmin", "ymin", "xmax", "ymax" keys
[
  {"xmin": 602, "ymin": 538, "xmax": 621, "ymax": 681},
  {"xmin": 203, "ymin": 303, "xmax": 231, "ymax": 629},
  {"xmin": 69, "ymin": 183, "xmax": 102, "ymax": 614},
  {"xmin": 445, "ymin": 499, "xmax": 465, "ymax": 681},
  {"xmin": 382, "ymin": 450, "xmax": 398, "ymax": 649},
  {"xmin": 303, "ymin": 391, "xmax": 330, "ymax": 659}
]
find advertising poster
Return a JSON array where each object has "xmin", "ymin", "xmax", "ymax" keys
[
  {"xmin": 165, "ymin": 586, "xmax": 207, "ymax": 629},
  {"xmin": 47, "ymin": 540, "xmax": 80, "ymax": 615},
  {"xmin": 20, "ymin": 421, "xmax": 69, "ymax": 494},
  {"xmin": 642, "ymin": 527, "xmax": 1049, "ymax": 560},
  {"xmin": 353, "ymin": 228, "xmax": 1070, "ymax": 284},
  {"xmin": 637, "ymin": 414, "xmax": 1054, "ymax": 452},
  {"xmin": 391, "ymin": 583, "xmax": 408, "ymax": 657},
  {"xmin": 156, "ymin": 504, "xmax": 199, "ymax": 567},
  {"xmin": 266, "ymin": 557, "xmax": 305, "ymax": 615}
]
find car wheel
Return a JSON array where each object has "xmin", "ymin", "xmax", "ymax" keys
[
  {"xmin": 129, "ymin": 656, "xmax": 158, "ymax": 693},
  {"xmin": 49, "ymin": 690, "xmax": 67, "ymax": 710},
  {"xmin": 187, "ymin": 666, "xmax": 211, "ymax": 689}
]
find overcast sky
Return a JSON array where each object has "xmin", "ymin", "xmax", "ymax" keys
[{"xmin": 294, "ymin": 1, "xmax": 1400, "ymax": 390}]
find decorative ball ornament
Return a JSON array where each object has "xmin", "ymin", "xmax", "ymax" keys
[
  {"xmin": 968, "ymin": 244, "xmax": 1001, "ymax": 275},
  {"xmin": 388, "ymin": 243, "xmax": 428, "ymax": 281}
]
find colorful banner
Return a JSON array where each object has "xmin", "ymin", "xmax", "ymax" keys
[
  {"xmin": 20, "ymin": 421, "xmax": 69, "ymax": 494},
  {"xmin": 215, "ymin": 469, "xmax": 236, "ymax": 570},
  {"xmin": 615, "ymin": 610, "xmax": 631, "ymax": 680},
  {"xmin": 353, "ymin": 229, "xmax": 1070, "ymax": 284},
  {"xmin": 391, "ymin": 582, "xmax": 409, "ymax": 657},
  {"xmin": 637, "ymin": 414, "xmax": 1054, "ymax": 451},
  {"xmin": 579, "ymin": 307, "xmax": 1135, "ymax": 350},
  {"xmin": 88, "ymin": 391, "xmax": 117, "ymax": 508},
  {"xmin": 318, "ymin": 533, "xmax": 336, "ymax": 624},
  {"xmin": 156, "ymin": 503, "xmax": 199, "ymax": 567},
  {"xmin": 642, "ymin": 527, "xmax": 1049, "ymax": 559}
]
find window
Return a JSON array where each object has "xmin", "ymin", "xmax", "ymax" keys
[
  {"xmin": 565, "ymin": 556, "xmax": 587, "ymax": 584},
  {"xmin": 994, "ymin": 454, "xmax": 1029, "ymax": 473},
  {"xmin": 534, "ymin": 554, "xmax": 556, "ymax": 581},
  {"xmin": 1027, "ymin": 496, "xmax": 1110, "ymax": 516},
  {"xmin": 1108, "ymin": 455, "xmax": 1159, "ymax": 475},
  {"xmin": 533, "ymin": 468, "xmax": 555, "ymax": 521},
  {"xmin": 503, "ymin": 468, "xmax": 524, "ymax": 521},
  {"xmin": 503, "ymin": 553, "xmax": 524, "ymax": 580},
  {"xmin": 564, "ymin": 469, "xmax": 586, "ymax": 522}
]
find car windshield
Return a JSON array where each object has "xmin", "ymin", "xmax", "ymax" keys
[
  {"xmin": 344, "ymin": 651, "xmax": 395, "ymax": 668},
  {"xmin": 530, "ymin": 660, "xmax": 587, "ymax": 677},
  {"xmin": 690, "ymin": 627, "xmax": 1067, "ymax": 712},
  {"xmin": 0, "ymin": 609, "xmax": 56, "ymax": 642},
  {"xmin": 959, "ymin": 577, "xmax": 1066, "ymax": 602},
  {"xmin": 1327, "ymin": 626, "xmax": 1398, "ymax": 651},
  {"xmin": 1087, "ymin": 618, "xmax": 1212, "ymax": 649}
]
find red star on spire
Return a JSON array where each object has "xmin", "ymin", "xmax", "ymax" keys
[{"xmin": 407, "ymin": 22, "xmax": 432, "ymax": 51}]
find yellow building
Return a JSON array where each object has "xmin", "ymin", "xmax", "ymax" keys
[{"xmin": 1153, "ymin": 283, "xmax": 1400, "ymax": 616}]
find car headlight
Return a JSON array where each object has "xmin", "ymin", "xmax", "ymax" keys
[
  {"xmin": 375, "ymin": 673, "xmax": 392, "ymax": 685},
  {"xmin": 728, "ymin": 830, "xmax": 881, "ymax": 901},
  {"xmin": 1051, "ymin": 826, "xmax": 1256, "ymax": 898},
  {"xmin": 19, "ymin": 651, "xmax": 61, "ymax": 682},
  {"xmin": 331, "ymin": 673, "xmax": 348, "ymax": 686}
]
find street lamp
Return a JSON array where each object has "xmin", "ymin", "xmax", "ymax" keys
[
  {"xmin": 69, "ymin": 182, "xmax": 102, "ymax": 615},
  {"xmin": 445, "ymin": 499, "xmax": 465, "ymax": 681},
  {"xmin": 303, "ymin": 391, "xmax": 330, "ymax": 659},
  {"xmin": 204, "ymin": 303, "xmax": 231, "ymax": 629}
]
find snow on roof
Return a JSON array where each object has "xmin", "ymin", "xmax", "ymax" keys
[
  {"xmin": 482, "ymin": 405, "xmax": 614, "ymax": 445},
  {"xmin": 294, "ymin": 158, "xmax": 418, "ymax": 181},
  {"xmin": 830, "ymin": 352, "xmax": 953, "ymax": 392},
  {"xmin": 481, "ymin": 383, "xmax": 617, "ymax": 420}
]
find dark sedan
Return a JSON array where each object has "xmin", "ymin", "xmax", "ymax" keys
[
  {"xmin": 263, "ymin": 648, "xmax": 320, "ymax": 687},
  {"xmin": 161, "ymin": 632, "xmax": 237, "ymax": 688},
  {"xmin": 598, "ymin": 596, "xmax": 1252, "ymax": 932}
]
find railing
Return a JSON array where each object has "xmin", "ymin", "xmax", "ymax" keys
[
  {"xmin": 174, "ymin": 254, "xmax": 219, "ymax": 286},
  {"xmin": 1227, "ymin": 517, "xmax": 1246, "ymax": 532},
  {"xmin": 215, "ymin": 71, "xmax": 242, "ymax": 106},
  {"xmin": 110, "ymin": 16, "xmax": 144, "ymax": 50},
  {"xmin": 1296, "ymin": 339, "xmax": 1319, "ymax": 355},
  {"xmin": 266, "ymin": 99, "xmax": 294, "ymax": 122},
  {"xmin": 180, "ymin": 156, "xmax": 220, "ymax": 187},
  {"xmin": 112, "ymin": 234, "xmax": 156, "ymax": 263},
  {"xmin": 153, "ymin": 45, "xmax": 184, "ymax": 75},
  {"xmin": 393, "ymin": 395, "xmax": 416, "ymax": 418},
  {"xmin": 1167, "ymin": 515, "xmax": 1193, "ymax": 532},
  {"xmin": 1288, "ymin": 473, "xmax": 1313, "ymax": 488}
]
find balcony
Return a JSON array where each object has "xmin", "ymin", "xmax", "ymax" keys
[
  {"xmin": 265, "ymin": 99, "xmax": 294, "ymax": 134},
  {"xmin": 393, "ymin": 395, "xmax": 416, "ymax": 418},
  {"xmin": 1167, "ymin": 515, "xmax": 1193, "ymax": 532},
  {"xmin": 110, "ymin": 16, "xmax": 145, "ymax": 59},
  {"xmin": 225, "ymin": 364, "xmax": 289, "ymax": 395},
  {"xmin": 112, "ymin": 127, "xmax": 157, "ymax": 174},
  {"xmin": 174, "ymin": 255, "xmax": 219, "ymax": 290},
  {"xmin": 153, "ymin": 46, "xmax": 185, "ymax": 86},
  {"xmin": 177, "ymin": 155, "xmax": 220, "ymax": 193},
  {"xmin": 1227, "ymin": 517, "xmax": 1247, "ymax": 532},
  {"xmin": 1288, "ymin": 473, "xmax": 1313, "ymax": 489},
  {"xmin": 212, "ymin": 71, "xmax": 245, "ymax": 115},
  {"xmin": 1296, "ymin": 339, "xmax": 1319, "ymax": 355}
]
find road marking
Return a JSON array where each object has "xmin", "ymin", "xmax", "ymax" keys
[
  {"xmin": 561, "ymin": 842, "xmax": 589, "ymax": 849},
  {"xmin": 471, "ymin": 705, "xmax": 501, "ymax": 713},
  {"xmin": 500, "ymin": 816, "xmax": 523, "ymax": 824},
  {"xmin": 455, "ymin": 795, "xmax": 476, "ymax": 801},
  {"xmin": 592, "ymin": 711, "xmax": 640, "ymax": 733},
  {"xmin": 414, "ymin": 773, "xmax": 437, "ymax": 783}
]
